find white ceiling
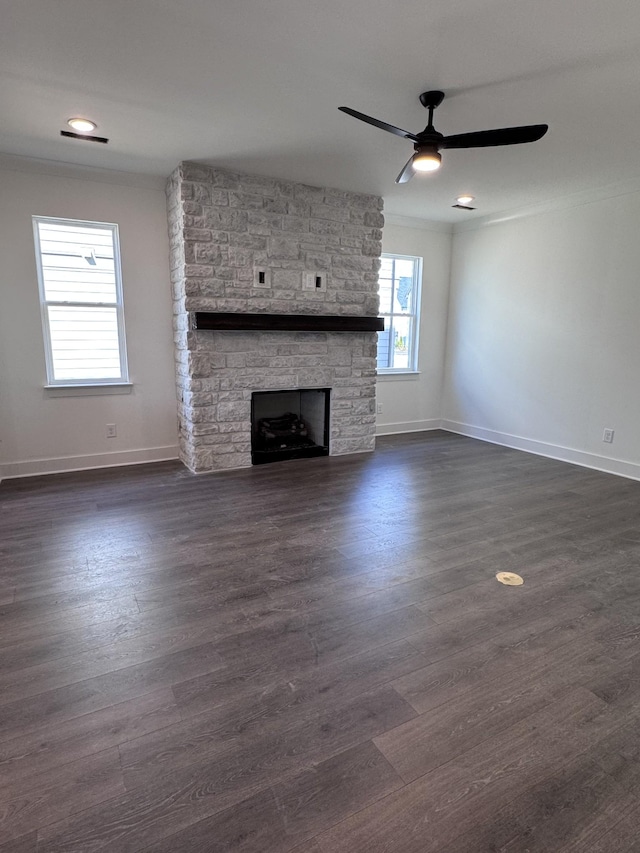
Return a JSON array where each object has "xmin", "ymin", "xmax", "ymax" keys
[{"xmin": 3, "ymin": 0, "xmax": 640, "ymax": 223}]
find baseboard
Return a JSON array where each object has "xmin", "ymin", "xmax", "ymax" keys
[
  {"xmin": 441, "ymin": 420, "xmax": 640, "ymax": 482},
  {"xmin": 5, "ymin": 425, "xmax": 639, "ymax": 483},
  {"xmin": 0, "ymin": 445, "xmax": 180, "ymax": 480},
  {"xmin": 376, "ymin": 419, "xmax": 442, "ymax": 437}
]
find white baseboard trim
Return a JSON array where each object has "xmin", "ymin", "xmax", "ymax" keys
[
  {"xmin": 0, "ymin": 445, "xmax": 180, "ymax": 481},
  {"xmin": 441, "ymin": 420, "xmax": 640, "ymax": 482},
  {"xmin": 376, "ymin": 419, "xmax": 442, "ymax": 437},
  {"xmin": 4, "ymin": 425, "xmax": 639, "ymax": 483}
]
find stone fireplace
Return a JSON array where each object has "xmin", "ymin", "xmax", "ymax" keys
[{"xmin": 166, "ymin": 162, "xmax": 383, "ymax": 473}]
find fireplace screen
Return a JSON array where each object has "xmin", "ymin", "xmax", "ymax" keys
[{"xmin": 251, "ymin": 388, "xmax": 330, "ymax": 465}]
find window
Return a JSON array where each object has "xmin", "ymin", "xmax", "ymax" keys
[
  {"xmin": 33, "ymin": 216, "xmax": 129, "ymax": 386},
  {"xmin": 377, "ymin": 253, "xmax": 422, "ymax": 373}
]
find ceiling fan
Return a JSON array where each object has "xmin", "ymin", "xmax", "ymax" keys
[{"xmin": 339, "ymin": 91, "xmax": 548, "ymax": 184}]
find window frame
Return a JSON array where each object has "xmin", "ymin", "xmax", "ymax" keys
[
  {"xmin": 376, "ymin": 252, "xmax": 422, "ymax": 375},
  {"xmin": 32, "ymin": 215, "xmax": 130, "ymax": 387}
]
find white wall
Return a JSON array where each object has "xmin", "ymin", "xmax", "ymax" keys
[
  {"xmin": 0, "ymin": 159, "xmax": 178, "ymax": 478},
  {"xmin": 442, "ymin": 191, "xmax": 640, "ymax": 480},
  {"xmin": 376, "ymin": 219, "xmax": 452, "ymax": 435}
]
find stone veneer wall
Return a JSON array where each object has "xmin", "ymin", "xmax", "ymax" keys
[{"xmin": 166, "ymin": 162, "xmax": 383, "ymax": 473}]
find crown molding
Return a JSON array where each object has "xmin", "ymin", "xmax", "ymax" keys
[
  {"xmin": 452, "ymin": 175, "xmax": 640, "ymax": 234},
  {"xmin": 0, "ymin": 152, "xmax": 167, "ymax": 191},
  {"xmin": 383, "ymin": 212, "xmax": 453, "ymax": 234}
]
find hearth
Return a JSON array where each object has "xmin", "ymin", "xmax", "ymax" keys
[{"xmin": 251, "ymin": 388, "xmax": 330, "ymax": 465}]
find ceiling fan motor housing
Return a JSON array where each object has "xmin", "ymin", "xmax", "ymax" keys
[{"xmin": 415, "ymin": 134, "xmax": 443, "ymax": 154}]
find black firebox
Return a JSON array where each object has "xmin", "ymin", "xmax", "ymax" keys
[{"xmin": 251, "ymin": 388, "xmax": 330, "ymax": 465}]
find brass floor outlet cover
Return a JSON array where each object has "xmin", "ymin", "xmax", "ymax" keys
[{"xmin": 496, "ymin": 571, "xmax": 524, "ymax": 586}]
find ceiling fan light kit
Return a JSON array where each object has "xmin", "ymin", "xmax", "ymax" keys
[
  {"xmin": 339, "ymin": 90, "xmax": 548, "ymax": 184},
  {"xmin": 413, "ymin": 148, "xmax": 441, "ymax": 172}
]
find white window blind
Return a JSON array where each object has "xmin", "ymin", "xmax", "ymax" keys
[
  {"xmin": 377, "ymin": 253, "xmax": 422, "ymax": 373},
  {"xmin": 33, "ymin": 217, "xmax": 129, "ymax": 385}
]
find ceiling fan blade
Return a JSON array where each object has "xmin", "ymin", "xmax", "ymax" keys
[
  {"xmin": 441, "ymin": 124, "xmax": 548, "ymax": 149},
  {"xmin": 395, "ymin": 155, "xmax": 416, "ymax": 184},
  {"xmin": 339, "ymin": 107, "xmax": 419, "ymax": 142}
]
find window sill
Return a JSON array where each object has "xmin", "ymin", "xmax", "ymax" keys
[
  {"xmin": 377, "ymin": 371, "xmax": 421, "ymax": 381},
  {"xmin": 44, "ymin": 383, "xmax": 133, "ymax": 397}
]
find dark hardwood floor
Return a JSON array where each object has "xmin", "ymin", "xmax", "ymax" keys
[{"xmin": 1, "ymin": 430, "xmax": 640, "ymax": 851}]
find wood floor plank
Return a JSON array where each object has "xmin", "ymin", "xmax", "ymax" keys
[
  {"xmin": 586, "ymin": 647, "xmax": 640, "ymax": 708},
  {"xmin": 141, "ymin": 741, "xmax": 403, "ymax": 853},
  {"xmin": 39, "ymin": 688, "xmax": 415, "ymax": 852},
  {"xmin": 588, "ymin": 712, "xmax": 640, "ymax": 794},
  {"xmin": 0, "ymin": 833, "xmax": 37, "ymax": 853},
  {"xmin": 0, "ymin": 689, "xmax": 180, "ymax": 787},
  {"xmin": 315, "ymin": 688, "xmax": 610, "ymax": 853},
  {"xmin": 0, "ymin": 599, "xmax": 219, "ymax": 676},
  {"xmin": 0, "ymin": 615, "xmax": 227, "ymax": 707},
  {"xmin": 0, "ymin": 594, "xmax": 141, "ymax": 647},
  {"xmin": 0, "ymin": 590, "xmax": 15, "ymax": 608},
  {"xmin": 290, "ymin": 840, "xmax": 322, "ymax": 853},
  {"xmin": 375, "ymin": 663, "xmax": 558, "ymax": 782},
  {"xmin": 120, "ymin": 684, "xmax": 416, "ymax": 792},
  {"xmin": 0, "ymin": 747, "xmax": 124, "ymax": 845},
  {"xmin": 435, "ymin": 756, "xmax": 639, "ymax": 853},
  {"xmin": 206, "ymin": 604, "xmax": 434, "ymax": 681},
  {"xmin": 559, "ymin": 806, "xmax": 640, "ymax": 853},
  {"xmin": 172, "ymin": 636, "xmax": 428, "ymax": 721},
  {"xmin": 390, "ymin": 637, "xmax": 508, "ymax": 713},
  {"xmin": 392, "ymin": 602, "xmax": 606, "ymax": 714},
  {"xmin": 0, "ymin": 641, "xmax": 224, "ymax": 743}
]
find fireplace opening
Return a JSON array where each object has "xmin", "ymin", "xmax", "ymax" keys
[{"xmin": 251, "ymin": 388, "xmax": 330, "ymax": 465}]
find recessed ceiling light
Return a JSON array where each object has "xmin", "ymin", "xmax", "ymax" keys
[
  {"xmin": 456, "ymin": 195, "xmax": 475, "ymax": 205},
  {"xmin": 67, "ymin": 118, "xmax": 97, "ymax": 133}
]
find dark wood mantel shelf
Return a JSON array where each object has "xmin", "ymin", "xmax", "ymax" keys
[{"xmin": 193, "ymin": 312, "xmax": 384, "ymax": 332}]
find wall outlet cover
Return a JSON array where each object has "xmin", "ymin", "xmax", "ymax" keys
[
  {"xmin": 254, "ymin": 268, "xmax": 271, "ymax": 288},
  {"xmin": 303, "ymin": 271, "xmax": 326, "ymax": 291}
]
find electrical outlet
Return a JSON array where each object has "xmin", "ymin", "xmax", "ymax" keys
[
  {"xmin": 106, "ymin": 423, "xmax": 117, "ymax": 438},
  {"xmin": 254, "ymin": 268, "xmax": 270, "ymax": 288},
  {"xmin": 603, "ymin": 428, "xmax": 614, "ymax": 444},
  {"xmin": 376, "ymin": 403, "xmax": 383, "ymax": 414},
  {"xmin": 303, "ymin": 271, "xmax": 326, "ymax": 291}
]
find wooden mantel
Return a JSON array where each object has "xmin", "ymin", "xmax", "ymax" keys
[{"xmin": 193, "ymin": 312, "xmax": 385, "ymax": 332}]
